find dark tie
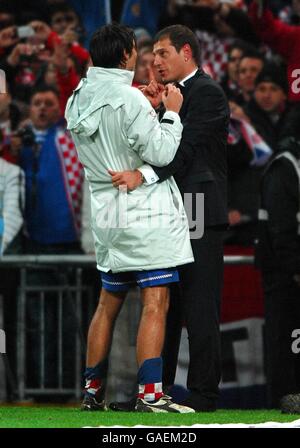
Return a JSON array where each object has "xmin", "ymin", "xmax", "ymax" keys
[{"xmin": 175, "ymin": 82, "xmax": 185, "ymax": 93}]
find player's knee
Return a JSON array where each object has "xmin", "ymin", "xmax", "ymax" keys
[{"xmin": 143, "ymin": 297, "xmax": 169, "ymax": 318}]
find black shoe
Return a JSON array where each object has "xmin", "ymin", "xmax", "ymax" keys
[
  {"xmin": 179, "ymin": 393, "xmax": 217, "ymax": 412},
  {"xmin": 280, "ymin": 394, "xmax": 300, "ymax": 414},
  {"xmin": 135, "ymin": 395, "xmax": 195, "ymax": 413},
  {"xmin": 109, "ymin": 397, "xmax": 137, "ymax": 412},
  {"xmin": 81, "ymin": 392, "xmax": 106, "ymax": 411}
]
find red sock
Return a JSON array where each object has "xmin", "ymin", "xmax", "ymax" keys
[
  {"xmin": 138, "ymin": 382, "xmax": 163, "ymax": 402},
  {"xmin": 85, "ymin": 378, "xmax": 101, "ymax": 396}
]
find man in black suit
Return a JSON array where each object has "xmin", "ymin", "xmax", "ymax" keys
[{"xmin": 109, "ymin": 24, "xmax": 229, "ymax": 411}]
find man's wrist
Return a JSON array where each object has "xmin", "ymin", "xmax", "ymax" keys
[{"xmin": 135, "ymin": 169, "xmax": 144, "ymax": 185}]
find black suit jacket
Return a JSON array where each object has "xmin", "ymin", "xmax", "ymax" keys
[{"xmin": 153, "ymin": 69, "xmax": 230, "ymax": 227}]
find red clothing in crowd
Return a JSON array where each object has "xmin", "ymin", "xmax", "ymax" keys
[
  {"xmin": 46, "ymin": 31, "xmax": 90, "ymax": 67},
  {"xmin": 56, "ymin": 66, "xmax": 80, "ymax": 116},
  {"xmin": 249, "ymin": 1, "xmax": 300, "ymax": 102}
]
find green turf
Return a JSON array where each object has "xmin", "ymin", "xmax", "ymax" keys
[{"xmin": 0, "ymin": 406, "xmax": 299, "ymax": 428}]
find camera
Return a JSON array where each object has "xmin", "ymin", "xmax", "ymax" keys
[{"xmin": 16, "ymin": 127, "xmax": 36, "ymax": 147}]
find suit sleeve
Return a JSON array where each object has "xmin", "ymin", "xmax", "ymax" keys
[{"xmin": 152, "ymin": 83, "xmax": 229, "ymax": 182}]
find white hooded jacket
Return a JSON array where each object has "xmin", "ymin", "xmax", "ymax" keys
[{"xmin": 65, "ymin": 67, "xmax": 194, "ymax": 272}]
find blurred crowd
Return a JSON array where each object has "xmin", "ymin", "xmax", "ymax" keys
[
  {"xmin": 0, "ymin": 0, "xmax": 300, "ymax": 255},
  {"xmin": 0, "ymin": 0, "xmax": 300, "ymax": 406}
]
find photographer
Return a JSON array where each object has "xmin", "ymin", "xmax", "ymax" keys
[{"xmin": 17, "ymin": 85, "xmax": 83, "ymax": 253}]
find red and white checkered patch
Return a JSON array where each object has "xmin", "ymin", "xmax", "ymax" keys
[
  {"xmin": 196, "ymin": 30, "xmax": 232, "ymax": 82},
  {"xmin": 56, "ymin": 129, "xmax": 84, "ymax": 234},
  {"xmin": 138, "ymin": 382, "xmax": 163, "ymax": 402},
  {"xmin": 85, "ymin": 378, "xmax": 101, "ymax": 394}
]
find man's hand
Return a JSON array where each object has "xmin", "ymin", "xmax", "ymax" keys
[
  {"xmin": 139, "ymin": 66, "xmax": 165, "ymax": 109},
  {"xmin": 162, "ymin": 84, "xmax": 183, "ymax": 114},
  {"xmin": 6, "ymin": 43, "xmax": 36, "ymax": 66},
  {"xmin": 29, "ymin": 21, "xmax": 51, "ymax": 42},
  {"xmin": 139, "ymin": 79, "xmax": 165, "ymax": 109},
  {"xmin": 229, "ymin": 101, "xmax": 251, "ymax": 123},
  {"xmin": 108, "ymin": 169, "xmax": 143, "ymax": 191},
  {"xmin": 228, "ymin": 210, "xmax": 242, "ymax": 226}
]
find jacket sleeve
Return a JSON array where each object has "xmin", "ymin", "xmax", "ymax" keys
[
  {"xmin": 249, "ymin": 1, "xmax": 299, "ymax": 60},
  {"xmin": 152, "ymin": 82, "xmax": 229, "ymax": 182},
  {"xmin": 2, "ymin": 165, "xmax": 24, "ymax": 255},
  {"xmin": 262, "ymin": 160, "xmax": 300, "ymax": 273},
  {"xmin": 124, "ymin": 91, "xmax": 183, "ymax": 167}
]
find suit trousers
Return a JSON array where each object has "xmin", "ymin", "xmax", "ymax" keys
[{"xmin": 163, "ymin": 227, "xmax": 224, "ymax": 405}]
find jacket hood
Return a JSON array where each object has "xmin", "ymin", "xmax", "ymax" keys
[{"xmin": 65, "ymin": 67, "xmax": 134, "ymax": 136}]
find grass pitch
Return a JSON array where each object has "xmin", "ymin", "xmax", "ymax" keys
[{"xmin": 0, "ymin": 406, "xmax": 299, "ymax": 428}]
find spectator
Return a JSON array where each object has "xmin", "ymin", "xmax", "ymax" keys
[
  {"xmin": 0, "ymin": 85, "xmax": 22, "ymax": 164},
  {"xmin": 19, "ymin": 85, "xmax": 83, "ymax": 253},
  {"xmin": 249, "ymin": 0, "xmax": 300, "ymax": 102},
  {"xmin": 48, "ymin": 2, "xmax": 82, "ymax": 37},
  {"xmin": 133, "ymin": 43, "xmax": 155, "ymax": 86},
  {"xmin": 0, "ymin": 2, "xmax": 16, "ymax": 31},
  {"xmin": 234, "ymin": 49, "xmax": 264, "ymax": 106},
  {"xmin": 227, "ymin": 62, "xmax": 288, "ymax": 246},
  {"xmin": 220, "ymin": 39, "xmax": 257, "ymax": 101},
  {"xmin": 256, "ymin": 107, "xmax": 300, "ymax": 409},
  {"xmin": 245, "ymin": 61, "xmax": 288, "ymax": 148}
]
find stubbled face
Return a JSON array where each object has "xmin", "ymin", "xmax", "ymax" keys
[
  {"xmin": 238, "ymin": 57, "xmax": 264, "ymax": 94},
  {"xmin": 227, "ymin": 48, "xmax": 243, "ymax": 83},
  {"xmin": 30, "ymin": 91, "xmax": 60, "ymax": 130},
  {"xmin": 153, "ymin": 38, "xmax": 187, "ymax": 83},
  {"xmin": 254, "ymin": 82, "xmax": 286, "ymax": 113}
]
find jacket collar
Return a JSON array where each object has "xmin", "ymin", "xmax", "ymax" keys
[
  {"xmin": 182, "ymin": 68, "xmax": 203, "ymax": 88},
  {"xmin": 87, "ymin": 66, "xmax": 135, "ymax": 85}
]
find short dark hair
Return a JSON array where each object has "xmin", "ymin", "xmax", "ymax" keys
[
  {"xmin": 89, "ymin": 23, "xmax": 137, "ymax": 69},
  {"xmin": 30, "ymin": 85, "xmax": 59, "ymax": 101},
  {"xmin": 154, "ymin": 25, "xmax": 200, "ymax": 65},
  {"xmin": 240, "ymin": 48, "xmax": 265, "ymax": 64},
  {"xmin": 228, "ymin": 39, "xmax": 257, "ymax": 58}
]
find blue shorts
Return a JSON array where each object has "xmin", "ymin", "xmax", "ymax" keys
[{"xmin": 100, "ymin": 268, "xmax": 179, "ymax": 292}]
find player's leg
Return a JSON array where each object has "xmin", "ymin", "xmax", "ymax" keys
[
  {"xmin": 81, "ymin": 272, "xmax": 129, "ymax": 411},
  {"xmin": 135, "ymin": 270, "xmax": 194, "ymax": 413}
]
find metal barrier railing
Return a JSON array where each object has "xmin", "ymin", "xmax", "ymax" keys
[{"xmin": 0, "ymin": 254, "xmax": 254, "ymax": 401}]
